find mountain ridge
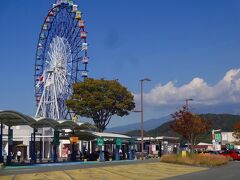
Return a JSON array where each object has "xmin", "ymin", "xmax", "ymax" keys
[
  {"xmin": 125, "ymin": 113, "xmax": 240, "ymax": 143},
  {"xmin": 106, "ymin": 115, "xmax": 170, "ymax": 133}
]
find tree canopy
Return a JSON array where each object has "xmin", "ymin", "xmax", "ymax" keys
[
  {"xmin": 66, "ymin": 78, "xmax": 135, "ymax": 132},
  {"xmin": 170, "ymin": 106, "xmax": 210, "ymax": 151},
  {"xmin": 233, "ymin": 122, "xmax": 240, "ymax": 142}
]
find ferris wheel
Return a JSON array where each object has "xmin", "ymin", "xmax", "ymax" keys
[{"xmin": 34, "ymin": 0, "xmax": 88, "ymax": 120}]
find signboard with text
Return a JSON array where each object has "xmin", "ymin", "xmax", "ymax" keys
[
  {"xmin": 115, "ymin": 138, "xmax": 122, "ymax": 146},
  {"xmin": 70, "ymin": 136, "xmax": 79, "ymax": 144},
  {"xmin": 212, "ymin": 129, "xmax": 221, "ymax": 151},
  {"xmin": 97, "ymin": 137, "xmax": 104, "ymax": 146}
]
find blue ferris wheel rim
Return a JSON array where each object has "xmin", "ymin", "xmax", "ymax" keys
[{"xmin": 34, "ymin": 2, "xmax": 88, "ymax": 105}]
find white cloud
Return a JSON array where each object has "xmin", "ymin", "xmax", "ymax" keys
[{"xmin": 134, "ymin": 68, "xmax": 240, "ymax": 108}]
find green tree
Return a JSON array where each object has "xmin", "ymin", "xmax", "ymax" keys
[
  {"xmin": 170, "ymin": 106, "xmax": 210, "ymax": 152},
  {"xmin": 66, "ymin": 78, "xmax": 135, "ymax": 132}
]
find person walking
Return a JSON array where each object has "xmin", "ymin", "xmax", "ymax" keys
[{"xmin": 17, "ymin": 150, "xmax": 21, "ymax": 163}]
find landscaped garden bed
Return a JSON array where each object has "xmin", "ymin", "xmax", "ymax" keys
[{"xmin": 160, "ymin": 153, "xmax": 229, "ymax": 167}]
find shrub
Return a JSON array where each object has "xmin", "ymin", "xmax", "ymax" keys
[
  {"xmin": 160, "ymin": 153, "xmax": 229, "ymax": 167},
  {"xmin": 160, "ymin": 154, "xmax": 177, "ymax": 163}
]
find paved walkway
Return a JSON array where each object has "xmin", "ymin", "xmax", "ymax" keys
[{"xmin": 0, "ymin": 162, "xmax": 207, "ymax": 180}]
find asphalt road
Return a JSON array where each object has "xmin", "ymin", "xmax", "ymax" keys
[{"xmin": 167, "ymin": 161, "xmax": 240, "ymax": 180}]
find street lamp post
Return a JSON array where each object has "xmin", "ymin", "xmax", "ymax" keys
[
  {"xmin": 185, "ymin": 98, "xmax": 193, "ymax": 112},
  {"xmin": 185, "ymin": 98, "xmax": 193, "ymax": 151},
  {"xmin": 140, "ymin": 78, "xmax": 151, "ymax": 160}
]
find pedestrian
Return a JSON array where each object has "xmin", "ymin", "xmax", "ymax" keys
[
  {"xmin": 3, "ymin": 150, "xmax": 7, "ymax": 163},
  {"xmin": 17, "ymin": 150, "xmax": 21, "ymax": 163},
  {"xmin": 67, "ymin": 149, "xmax": 71, "ymax": 160},
  {"xmin": 78, "ymin": 150, "xmax": 82, "ymax": 160},
  {"xmin": 119, "ymin": 149, "xmax": 123, "ymax": 160}
]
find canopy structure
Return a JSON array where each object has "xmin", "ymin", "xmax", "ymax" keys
[
  {"xmin": 0, "ymin": 111, "xmax": 134, "ymax": 142},
  {"xmin": 0, "ymin": 110, "xmax": 96, "ymax": 131},
  {"xmin": 92, "ymin": 132, "xmax": 131, "ymax": 139},
  {"xmin": 33, "ymin": 117, "xmax": 60, "ymax": 129},
  {"xmin": 0, "ymin": 110, "xmax": 36, "ymax": 127},
  {"xmin": 61, "ymin": 130, "xmax": 98, "ymax": 141},
  {"xmin": 55, "ymin": 120, "xmax": 81, "ymax": 130}
]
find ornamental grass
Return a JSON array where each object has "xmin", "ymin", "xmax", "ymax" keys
[{"xmin": 160, "ymin": 153, "xmax": 229, "ymax": 167}]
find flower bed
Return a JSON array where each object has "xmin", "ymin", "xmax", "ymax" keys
[{"xmin": 160, "ymin": 153, "xmax": 229, "ymax": 167}]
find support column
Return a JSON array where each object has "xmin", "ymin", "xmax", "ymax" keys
[
  {"xmin": 31, "ymin": 128, "xmax": 37, "ymax": 164},
  {"xmin": 39, "ymin": 137, "xmax": 43, "ymax": 162},
  {"xmin": 79, "ymin": 141, "xmax": 82, "ymax": 152},
  {"xmin": 89, "ymin": 141, "xmax": 92, "ymax": 154},
  {"xmin": 115, "ymin": 145, "xmax": 119, "ymax": 161},
  {"xmin": 99, "ymin": 145, "xmax": 104, "ymax": 162},
  {"xmin": 53, "ymin": 144, "xmax": 57, "ymax": 162},
  {"xmin": 0, "ymin": 123, "xmax": 3, "ymax": 163},
  {"xmin": 71, "ymin": 143, "xmax": 76, "ymax": 161},
  {"xmin": 128, "ymin": 144, "xmax": 133, "ymax": 160},
  {"xmin": 42, "ymin": 128, "xmax": 45, "ymax": 159},
  {"xmin": 53, "ymin": 130, "xmax": 59, "ymax": 163},
  {"xmin": 158, "ymin": 141, "xmax": 162, "ymax": 157},
  {"xmin": 7, "ymin": 126, "xmax": 13, "ymax": 164}
]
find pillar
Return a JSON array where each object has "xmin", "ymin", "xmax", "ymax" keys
[
  {"xmin": 115, "ymin": 144, "xmax": 119, "ymax": 161},
  {"xmin": 0, "ymin": 123, "xmax": 3, "ymax": 163},
  {"xmin": 39, "ymin": 137, "xmax": 43, "ymax": 162},
  {"xmin": 128, "ymin": 143, "xmax": 133, "ymax": 160},
  {"xmin": 30, "ymin": 128, "xmax": 37, "ymax": 164},
  {"xmin": 90, "ymin": 141, "xmax": 92, "ymax": 154},
  {"xmin": 79, "ymin": 141, "xmax": 82, "ymax": 151},
  {"xmin": 99, "ymin": 145, "xmax": 104, "ymax": 162},
  {"xmin": 42, "ymin": 127, "xmax": 45, "ymax": 159},
  {"xmin": 158, "ymin": 141, "xmax": 162, "ymax": 157},
  {"xmin": 7, "ymin": 126, "xmax": 13, "ymax": 164},
  {"xmin": 71, "ymin": 142, "xmax": 76, "ymax": 161},
  {"xmin": 53, "ymin": 130, "xmax": 59, "ymax": 163}
]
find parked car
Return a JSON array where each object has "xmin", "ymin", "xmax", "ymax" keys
[{"xmin": 219, "ymin": 150, "xmax": 240, "ymax": 160}]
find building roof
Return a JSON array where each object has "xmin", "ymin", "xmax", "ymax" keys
[{"xmin": 136, "ymin": 136, "xmax": 179, "ymax": 141}]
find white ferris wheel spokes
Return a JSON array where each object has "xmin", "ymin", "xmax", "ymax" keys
[
  {"xmin": 34, "ymin": 1, "xmax": 88, "ymax": 120},
  {"xmin": 35, "ymin": 36, "xmax": 72, "ymax": 119}
]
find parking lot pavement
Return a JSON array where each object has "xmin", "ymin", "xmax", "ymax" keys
[
  {"xmin": 166, "ymin": 161, "xmax": 240, "ymax": 180},
  {"xmin": 0, "ymin": 162, "xmax": 207, "ymax": 180}
]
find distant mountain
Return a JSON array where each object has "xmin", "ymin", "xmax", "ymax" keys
[
  {"xmin": 106, "ymin": 115, "xmax": 170, "ymax": 133},
  {"xmin": 146, "ymin": 113, "xmax": 240, "ymax": 143},
  {"xmin": 125, "ymin": 130, "xmax": 150, "ymax": 137}
]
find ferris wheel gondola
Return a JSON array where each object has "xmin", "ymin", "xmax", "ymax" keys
[{"xmin": 34, "ymin": 0, "xmax": 89, "ymax": 119}]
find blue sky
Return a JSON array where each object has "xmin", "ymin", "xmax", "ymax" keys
[{"xmin": 0, "ymin": 0, "xmax": 240, "ymax": 127}]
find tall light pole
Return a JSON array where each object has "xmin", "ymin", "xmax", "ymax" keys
[
  {"xmin": 185, "ymin": 98, "xmax": 193, "ymax": 112},
  {"xmin": 140, "ymin": 78, "xmax": 151, "ymax": 160},
  {"xmin": 185, "ymin": 98, "xmax": 193, "ymax": 151}
]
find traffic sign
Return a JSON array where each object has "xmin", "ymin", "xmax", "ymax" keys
[
  {"xmin": 116, "ymin": 138, "xmax": 122, "ymax": 146},
  {"xmin": 227, "ymin": 144, "xmax": 234, "ymax": 150},
  {"xmin": 97, "ymin": 137, "xmax": 104, "ymax": 146},
  {"xmin": 214, "ymin": 132, "xmax": 221, "ymax": 142},
  {"xmin": 70, "ymin": 136, "xmax": 79, "ymax": 144}
]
